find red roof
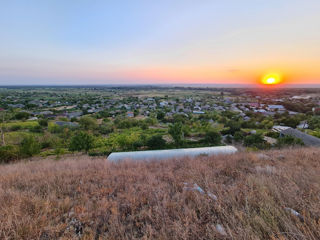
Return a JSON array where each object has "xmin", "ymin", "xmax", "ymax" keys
[{"xmin": 249, "ymin": 103, "xmax": 260, "ymax": 108}]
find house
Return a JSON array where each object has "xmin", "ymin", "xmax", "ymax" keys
[
  {"xmin": 66, "ymin": 111, "xmax": 83, "ymax": 119},
  {"xmin": 8, "ymin": 104, "xmax": 25, "ymax": 108},
  {"xmin": 28, "ymin": 117, "xmax": 38, "ymax": 121},
  {"xmin": 292, "ymin": 95, "xmax": 311, "ymax": 100},
  {"xmin": 288, "ymin": 111, "xmax": 299, "ymax": 115},
  {"xmin": 193, "ymin": 110, "xmax": 205, "ymax": 114},
  {"xmin": 159, "ymin": 101, "xmax": 168, "ymax": 107},
  {"xmin": 249, "ymin": 103, "xmax": 260, "ymax": 108},
  {"xmin": 254, "ymin": 109, "xmax": 267, "ymax": 113},
  {"xmin": 127, "ymin": 112, "xmax": 134, "ymax": 118},
  {"xmin": 39, "ymin": 111, "xmax": 54, "ymax": 116},
  {"xmin": 267, "ymin": 105, "xmax": 285, "ymax": 112}
]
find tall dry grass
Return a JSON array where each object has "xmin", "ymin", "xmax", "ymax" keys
[{"xmin": 0, "ymin": 148, "xmax": 319, "ymax": 239}]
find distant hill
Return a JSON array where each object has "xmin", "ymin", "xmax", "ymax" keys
[{"xmin": 0, "ymin": 148, "xmax": 319, "ymax": 239}]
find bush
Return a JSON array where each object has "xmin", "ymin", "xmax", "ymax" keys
[
  {"xmin": 79, "ymin": 116, "xmax": 98, "ymax": 130},
  {"xmin": 30, "ymin": 125, "xmax": 43, "ymax": 133},
  {"xmin": 69, "ymin": 132, "xmax": 95, "ymax": 153},
  {"xmin": 99, "ymin": 123, "xmax": 114, "ymax": 134},
  {"xmin": 48, "ymin": 124, "xmax": 64, "ymax": 134},
  {"xmin": 244, "ymin": 134, "xmax": 269, "ymax": 149},
  {"xmin": 38, "ymin": 119, "xmax": 48, "ymax": 127},
  {"xmin": 276, "ymin": 136, "xmax": 304, "ymax": 148},
  {"xmin": 265, "ymin": 131, "xmax": 280, "ymax": 138},
  {"xmin": 14, "ymin": 112, "xmax": 30, "ymax": 120},
  {"xmin": 19, "ymin": 136, "xmax": 41, "ymax": 157},
  {"xmin": 234, "ymin": 131, "xmax": 244, "ymax": 142},
  {"xmin": 0, "ymin": 145, "xmax": 19, "ymax": 163},
  {"xmin": 88, "ymin": 147, "xmax": 111, "ymax": 156},
  {"xmin": 53, "ymin": 147, "xmax": 67, "ymax": 159},
  {"xmin": 169, "ymin": 122, "xmax": 184, "ymax": 146},
  {"xmin": 146, "ymin": 135, "xmax": 166, "ymax": 150},
  {"xmin": 10, "ymin": 124, "xmax": 22, "ymax": 131},
  {"xmin": 204, "ymin": 130, "xmax": 221, "ymax": 145},
  {"xmin": 157, "ymin": 111, "xmax": 165, "ymax": 121}
]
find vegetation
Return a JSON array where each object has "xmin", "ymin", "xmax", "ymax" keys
[
  {"xmin": 69, "ymin": 132, "xmax": 95, "ymax": 153},
  {"xmin": 0, "ymin": 148, "xmax": 319, "ymax": 239},
  {"xmin": 0, "ymin": 86, "xmax": 319, "ymax": 162},
  {"xmin": 19, "ymin": 135, "xmax": 41, "ymax": 157}
]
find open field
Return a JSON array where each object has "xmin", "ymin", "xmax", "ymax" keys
[{"xmin": 1, "ymin": 148, "xmax": 319, "ymax": 239}]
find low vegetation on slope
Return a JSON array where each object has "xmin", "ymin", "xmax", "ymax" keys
[{"xmin": 0, "ymin": 148, "xmax": 320, "ymax": 239}]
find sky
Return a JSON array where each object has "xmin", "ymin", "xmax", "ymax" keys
[{"xmin": 0, "ymin": 0, "xmax": 320, "ymax": 86}]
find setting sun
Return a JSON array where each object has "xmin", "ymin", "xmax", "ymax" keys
[{"xmin": 261, "ymin": 73, "xmax": 282, "ymax": 85}]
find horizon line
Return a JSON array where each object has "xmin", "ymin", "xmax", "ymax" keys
[{"xmin": 1, "ymin": 83, "xmax": 320, "ymax": 89}]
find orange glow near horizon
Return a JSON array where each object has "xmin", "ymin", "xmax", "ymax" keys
[{"xmin": 261, "ymin": 73, "xmax": 282, "ymax": 85}]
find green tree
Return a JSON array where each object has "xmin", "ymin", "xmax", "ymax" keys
[
  {"xmin": 309, "ymin": 116, "xmax": 320, "ymax": 130},
  {"xmin": 146, "ymin": 135, "xmax": 166, "ymax": 149},
  {"xmin": 244, "ymin": 134, "xmax": 268, "ymax": 149},
  {"xmin": 69, "ymin": 132, "xmax": 95, "ymax": 153},
  {"xmin": 221, "ymin": 120, "xmax": 241, "ymax": 135},
  {"xmin": 79, "ymin": 116, "xmax": 98, "ymax": 130},
  {"xmin": 14, "ymin": 112, "xmax": 30, "ymax": 120},
  {"xmin": 38, "ymin": 119, "xmax": 48, "ymax": 127},
  {"xmin": 280, "ymin": 117, "xmax": 300, "ymax": 128},
  {"xmin": 261, "ymin": 119, "xmax": 274, "ymax": 129},
  {"xmin": 204, "ymin": 130, "xmax": 221, "ymax": 145},
  {"xmin": 234, "ymin": 131, "xmax": 244, "ymax": 142},
  {"xmin": 156, "ymin": 111, "xmax": 165, "ymax": 121},
  {"xmin": 19, "ymin": 135, "xmax": 41, "ymax": 157},
  {"xmin": 0, "ymin": 145, "xmax": 19, "ymax": 163},
  {"xmin": 276, "ymin": 136, "xmax": 304, "ymax": 148},
  {"xmin": 169, "ymin": 122, "xmax": 184, "ymax": 146}
]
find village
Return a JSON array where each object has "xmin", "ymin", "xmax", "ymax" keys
[{"xmin": 1, "ymin": 86, "xmax": 320, "ymax": 162}]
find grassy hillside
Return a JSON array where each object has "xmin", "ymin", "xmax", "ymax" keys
[{"xmin": 0, "ymin": 148, "xmax": 319, "ymax": 239}]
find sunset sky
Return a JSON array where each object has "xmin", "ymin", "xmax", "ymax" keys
[{"xmin": 0, "ymin": 0, "xmax": 320, "ymax": 85}]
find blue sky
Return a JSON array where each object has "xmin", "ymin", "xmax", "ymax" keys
[{"xmin": 0, "ymin": 0, "xmax": 320, "ymax": 85}]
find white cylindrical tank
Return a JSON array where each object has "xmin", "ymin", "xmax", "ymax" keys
[{"xmin": 107, "ymin": 146, "xmax": 237, "ymax": 162}]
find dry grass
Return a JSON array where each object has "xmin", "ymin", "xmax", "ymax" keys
[{"xmin": 0, "ymin": 148, "xmax": 320, "ymax": 240}]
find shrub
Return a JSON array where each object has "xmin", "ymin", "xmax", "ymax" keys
[
  {"xmin": 38, "ymin": 119, "xmax": 48, "ymax": 127},
  {"xmin": 244, "ymin": 134, "xmax": 269, "ymax": 149},
  {"xmin": 48, "ymin": 124, "xmax": 63, "ymax": 134},
  {"xmin": 265, "ymin": 131, "xmax": 280, "ymax": 138},
  {"xmin": 234, "ymin": 131, "xmax": 244, "ymax": 142},
  {"xmin": 10, "ymin": 124, "xmax": 22, "ymax": 131},
  {"xmin": 69, "ymin": 132, "xmax": 95, "ymax": 153},
  {"xmin": 99, "ymin": 123, "xmax": 114, "ymax": 134},
  {"xmin": 79, "ymin": 116, "xmax": 98, "ymax": 130},
  {"xmin": 19, "ymin": 136, "xmax": 41, "ymax": 157},
  {"xmin": 14, "ymin": 112, "xmax": 30, "ymax": 120},
  {"xmin": 88, "ymin": 147, "xmax": 111, "ymax": 156},
  {"xmin": 169, "ymin": 122, "xmax": 184, "ymax": 146},
  {"xmin": 157, "ymin": 111, "xmax": 165, "ymax": 121},
  {"xmin": 204, "ymin": 130, "xmax": 221, "ymax": 145},
  {"xmin": 276, "ymin": 136, "xmax": 304, "ymax": 148},
  {"xmin": 146, "ymin": 135, "xmax": 166, "ymax": 150},
  {"xmin": 30, "ymin": 125, "xmax": 43, "ymax": 133},
  {"xmin": 53, "ymin": 147, "xmax": 67, "ymax": 159},
  {"xmin": 0, "ymin": 145, "xmax": 19, "ymax": 163}
]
